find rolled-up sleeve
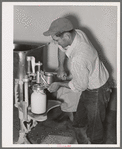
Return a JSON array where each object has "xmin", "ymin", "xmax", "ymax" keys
[{"xmin": 68, "ymin": 55, "xmax": 89, "ymax": 92}]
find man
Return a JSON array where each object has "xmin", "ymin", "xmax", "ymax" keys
[{"xmin": 43, "ymin": 17, "xmax": 111, "ymax": 144}]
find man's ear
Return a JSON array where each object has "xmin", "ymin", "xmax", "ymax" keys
[{"xmin": 63, "ymin": 32, "xmax": 70, "ymax": 40}]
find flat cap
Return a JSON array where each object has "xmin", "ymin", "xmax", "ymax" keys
[{"xmin": 43, "ymin": 17, "xmax": 73, "ymax": 36}]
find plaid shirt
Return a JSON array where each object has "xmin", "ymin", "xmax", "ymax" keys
[{"xmin": 59, "ymin": 30, "xmax": 109, "ymax": 92}]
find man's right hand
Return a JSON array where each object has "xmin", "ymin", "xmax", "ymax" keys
[{"xmin": 57, "ymin": 67, "xmax": 67, "ymax": 80}]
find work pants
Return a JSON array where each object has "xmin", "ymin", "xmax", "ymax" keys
[{"xmin": 73, "ymin": 81, "xmax": 111, "ymax": 144}]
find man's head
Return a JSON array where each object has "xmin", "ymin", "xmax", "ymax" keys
[{"xmin": 43, "ymin": 17, "xmax": 75, "ymax": 48}]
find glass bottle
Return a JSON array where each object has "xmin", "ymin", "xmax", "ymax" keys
[{"xmin": 31, "ymin": 84, "xmax": 46, "ymax": 114}]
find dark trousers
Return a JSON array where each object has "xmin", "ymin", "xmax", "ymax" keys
[{"xmin": 73, "ymin": 81, "xmax": 111, "ymax": 144}]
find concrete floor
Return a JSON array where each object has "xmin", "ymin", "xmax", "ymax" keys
[{"xmin": 13, "ymin": 103, "xmax": 117, "ymax": 144}]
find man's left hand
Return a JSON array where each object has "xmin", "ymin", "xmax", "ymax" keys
[{"xmin": 47, "ymin": 82, "xmax": 61, "ymax": 93}]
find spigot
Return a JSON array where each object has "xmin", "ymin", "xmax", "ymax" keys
[
  {"xmin": 26, "ymin": 56, "xmax": 36, "ymax": 80},
  {"xmin": 27, "ymin": 56, "xmax": 43, "ymax": 84},
  {"xmin": 27, "ymin": 57, "xmax": 31, "ymax": 75},
  {"xmin": 30, "ymin": 57, "xmax": 36, "ymax": 75},
  {"xmin": 35, "ymin": 61, "xmax": 42, "ymax": 71},
  {"xmin": 36, "ymin": 61, "xmax": 42, "ymax": 84}
]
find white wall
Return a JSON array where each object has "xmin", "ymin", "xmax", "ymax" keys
[{"xmin": 14, "ymin": 4, "xmax": 118, "ymax": 86}]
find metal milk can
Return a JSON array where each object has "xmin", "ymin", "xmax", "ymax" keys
[
  {"xmin": 44, "ymin": 72, "xmax": 54, "ymax": 85},
  {"xmin": 31, "ymin": 84, "xmax": 46, "ymax": 114}
]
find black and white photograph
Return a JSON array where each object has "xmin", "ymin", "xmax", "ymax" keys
[{"xmin": 2, "ymin": 2, "xmax": 120, "ymax": 148}]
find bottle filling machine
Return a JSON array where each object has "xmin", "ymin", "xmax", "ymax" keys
[{"xmin": 14, "ymin": 45, "xmax": 61, "ymax": 144}]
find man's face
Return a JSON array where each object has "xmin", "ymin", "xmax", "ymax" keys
[{"xmin": 52, "ymin": 34, "xmax": 69, "ymax": 48}]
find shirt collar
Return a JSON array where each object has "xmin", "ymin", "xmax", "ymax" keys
[{"xmin": 65, "ymin": 32, "xmax": 80, "ymax": 58}]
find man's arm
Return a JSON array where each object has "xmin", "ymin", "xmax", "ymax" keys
[
  {"xmin": 48, "ymin": 81, "xmax": 70, "ymax": 93},
  {"xmin": 57, "ymin": 48, "xmax": 67, "ymax": 80}
]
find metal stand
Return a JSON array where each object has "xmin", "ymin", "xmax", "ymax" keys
[{"xmin": 14, "ymin": 100, "xmax": 61, "ymax": 144}]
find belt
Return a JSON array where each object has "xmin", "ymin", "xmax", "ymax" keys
[{"xmin": 86, "ymin": 81, "xmax": 109, "ymax": 92}]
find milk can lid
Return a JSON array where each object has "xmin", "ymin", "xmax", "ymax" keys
[
  {"xmin": 33, "ymin": 84, "xmax": 45, "ymax": 91},
  {"xmin": 45, "ymin": 72, "xmax": 53, "ymax": 76}
]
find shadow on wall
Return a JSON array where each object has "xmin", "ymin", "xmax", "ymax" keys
[{"xmin": 64, "ymin": 14, "xmax": 114, "ymax": 87}]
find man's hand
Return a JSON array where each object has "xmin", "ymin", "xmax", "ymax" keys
[
  {"xmin": 48, "ymin": 82, "xmax": 61, "ymax": 93},
  {"xmin": 57, "ymin": 67, "xmax": 67, "ymax": 80}
]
